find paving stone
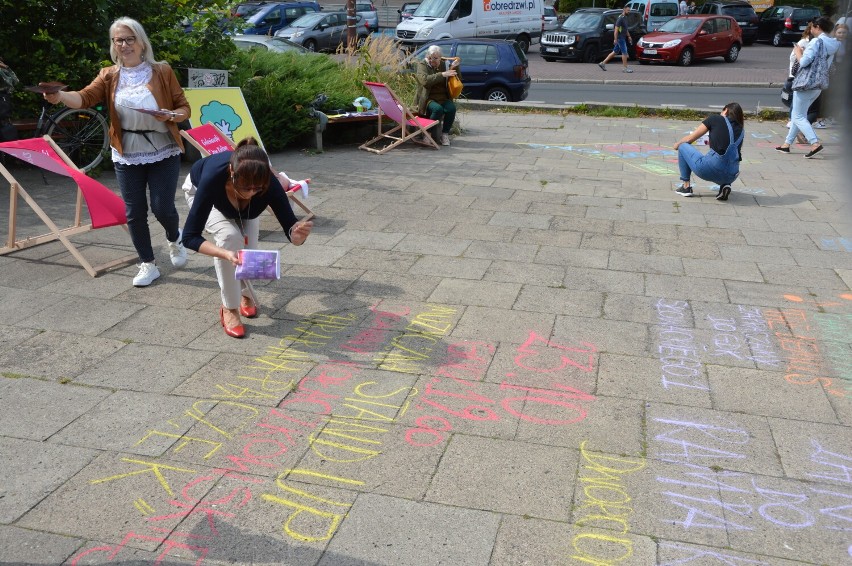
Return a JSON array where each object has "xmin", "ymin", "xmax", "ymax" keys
[
  {"xmin": 0, "ymin": 525, "xmax": 82, "ymax": 565},
  {"xmin": 463, "ymin": 240, "xmax": 540, "ymax": 262},
  {"xmin": 409, "ymin": 255, "xmax": 492, "ymax": 280},
  {"xmin": 324, "ymin": 229, "xmax": 407, "ymax": 250},
  {"xmin": 0, "ymin": 330, "xmax": 125, "ymax": 379},
  {"xmin": 514, "ymin": 285, "xmax": 604, "ymax": 317},
  {"xmin": 426, "ymin": 435, "xmax": 578, "ymax": 520},
  {"xmin": 0, "ymin": 437, "xmax": 98, "ymax": 523},
  {"xmin": 645, "ymin": 274, "xmax": 731, "ymax": 303},
  {"xmin": 597, "ymin": 353, "xmax": 712, "ymax": 408},
  {"xmin": 452, "ymin": 306, "xmax": 554, "ymax": 343},
  {"xmin": 708, "ymin": 365, "xmax": 838, "ymax": 423},
  {"xmin": 0, "ymin": 286, "xmax": 74, "ymax": 325},
  {"xmin": 655, "ymin": 540, "xmax": 804, "ymax": 565},
  {"xmin": 610, "ymin": 251, "xmax": 683, "ymax": 276},
  {"xmin": 429, "ymin": 279, "xmax": 520, "ymax": 308},
  {"xmin": 553, "ymin": 315, "xmax": 648, "ymax": 357},
  {"xmin": 512, "ymin": 227, "xmax": 582, "ymax": 247},
  {"xmin": 768, "ymin": 418, "xmax": 852, "ymax": 486},
  {"xmin": 50, "ymin": 390, "xmax": 206, "ymax": 455},
  {"xmin": 319, "ymin": 493, "xmax": 499, "ymax": 566},
  {"xmin": 683, "ymin": 258, "xmax": 764, "ymax": 282},
  {"xmin": 536, "ymin": 246, "xmax": 610, "ymax": 269}
]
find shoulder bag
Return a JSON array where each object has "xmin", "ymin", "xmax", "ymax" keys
[
  {"xmin": 791, "ymin": 38, "xmax": 830, "ymax": 91},
  {"xmin": 443, "ymin": 57, "xmax": 463, "ymax": 99}
]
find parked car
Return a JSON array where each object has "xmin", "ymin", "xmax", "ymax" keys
[
  {"xmin": 757, "ymin": 5, "xmax": 821, "ymax": 46},
  {"xmin": 636, "ymin": 14, "xmax": 742, "ymax": 65},
  {"xmin": 232, "ymin": 34, "xmax": 311, "ymax": 53},
  {"xmin": 398, "ymin": 2, "xmax": 421, "ymax": 22},
  {"xmin": 540, "ymin": 8, "xmax": 646, "ymax": 63},
  {"xmin": 231, "ymin": 1, "xmax": 267, "ymax": 19},
  {"xmin": 407, "ymin": 38, "xmax": 531, "ymax": 102},
  {"xmin": 627, "ymin": 0, "xmax": 680, "ymax": 31},
  {"xmin": 275, "ymin": 12, "xmax": 371, "ymax": 51},
  {"xmin": 241, "ymin": 1, "xmax": 321, "ymax": 35},
  {"xmin": 543, "ymin": 6, "xmax": 559, "ymax": 32},
  {"xmin": 324, "ymin": 2, "xmax": 379, "ymax": 31},
  {"xmin": 698, "ymin": 0, "xmax": 758, "ymax": 45}
]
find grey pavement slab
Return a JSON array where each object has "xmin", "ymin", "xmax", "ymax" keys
[{"xmin": 1, "ymin": 111, "xmax": 850, "ymax": 565}]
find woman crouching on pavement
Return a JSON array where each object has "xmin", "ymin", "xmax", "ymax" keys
[
  {"xmin": 672, "ymin": 102, "xmax": 745, "ymax": 202},
  {"xmin": 181, "ymin": 138, "xmax": 313, "ymax": 338}
]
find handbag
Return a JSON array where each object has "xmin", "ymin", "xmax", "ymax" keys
[
  {"xmin": 443, "ymin": 57, "xmax": 463, "ymax": 99},
  {"xmin": 780, "ymin": 78, "xmax": 793, "ymax": 108},
  {"xmin": 791, "ymin": 38, "xmax": 830, "ymax": 91}
]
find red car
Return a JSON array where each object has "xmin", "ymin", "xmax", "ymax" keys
[{"xmin": 636, "ymin": 15, "xmax": 742, "ymax": 66}]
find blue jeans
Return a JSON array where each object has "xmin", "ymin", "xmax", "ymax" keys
[
  {"xmin": 678, "ymin": 144, "xmax": 739, "ymax": 186},
  {"xmin": 785, "ymin": 88, "xmax": 821, "ymax": 145},
  {"xmin": 114, "ymin": 154, "xmax": 182, "ymax": 263},
  {"xmin": 427, "ymin": 100, "xmax": 456, "ymax": 133}
]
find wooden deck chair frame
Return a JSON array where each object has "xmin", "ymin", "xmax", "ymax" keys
[
  {"xmin": 0, "ymin": 135, "xmax": 136, "ymax": 277},
  {"xmin": 180, "ymin": 123, "xmax": 314, "ymax": 219},
  {"xmin": 359, "ymin": 81, "xmax": 440, "ymax": 155}
]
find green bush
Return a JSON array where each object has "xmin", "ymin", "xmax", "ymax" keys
[{"xmin": 227, "ymin": 35, "xmax": 419, "ymax": 150}]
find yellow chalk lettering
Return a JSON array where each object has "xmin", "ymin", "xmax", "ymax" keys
[
  {"xmin": 89, "ymin": 458, "xmax": 197, "ymax": 497},
  {"xmin": 284, "ymin": 468, "xmax": 365, "ymax": 486},
  {"xmin": 583, "ymin": 485, "xmax": 631, "ymax": 505},
  {"xmin": 333, "ymin": 404, "xmax": 396, "ymax": 422},
  {"xmin": 309, "ymin": 437, "xmax": 382, "ymax": 462},
  {"xmin": 261, "ymin": 493, "xmax": 347, "ymax": 542},
  {"xmin": 574, "ymin": 514, "xmax": 629, "ymax": 535},
  {"xmin": 409, "ymin": 319, "xmax": 452, "ymax": 334},
  {"xmin": 354, "ymin": 381, "xmax": 412, "ymax": 400},
  {"xmin": 579, "ymin": 441, "xmax": 647, "ymax": 474},
  {"xmin": 214, "ymin": 383, "xmax": 277, "ymax": 400},
  {"xmin": 135, "ymin": 431, "xmax": 223, "ymax": 459},
  {"xmin": 326, "ymin": 419, "xmax": 389, "ymax": 434},
  {"xmin": 235, "ymin": 374, "xmax": 296, "ymax": 392},
  {"xmin": 377, "ymin": 361, "xmax": 420, "ymax": 374}
]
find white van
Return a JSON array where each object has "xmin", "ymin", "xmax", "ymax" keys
[
  {"xmin": 626, "ymin": 0, "xmax": 679, "ymax": 31},
  {"xmin": 395, "ymin": 0, "xmax": 544, "ymax": 52}
]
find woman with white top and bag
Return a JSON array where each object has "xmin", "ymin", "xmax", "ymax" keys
[{"xmin": 776, "ymin": 16, "xmax": 840, "ymax": 158}]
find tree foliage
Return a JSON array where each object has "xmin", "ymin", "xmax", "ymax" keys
[{"xmin": 0, "ymin": 0, "xmax": 238, "ymax": 116}]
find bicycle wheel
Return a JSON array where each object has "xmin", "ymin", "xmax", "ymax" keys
[{"xmin": 46, "ymin": 107, "xmax": 109, "ymax": 172}]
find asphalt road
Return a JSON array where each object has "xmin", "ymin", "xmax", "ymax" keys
[{"xmin": 525, "ymin": 82, "xmax": 783, "ymax": 112}]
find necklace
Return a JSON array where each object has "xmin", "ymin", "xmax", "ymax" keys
[{"xmin": 228, "ymin": 181, "xmax": 251, "ymax": 246}]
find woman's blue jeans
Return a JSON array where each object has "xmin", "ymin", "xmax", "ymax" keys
[
  {"xmin": 785, "ymin": 88, "xmax": 821, "ymax": 145},
  {"xmin": 678, "ymin": 144, "xmax": 739, "ymax": 186},
  {"xmin": 427, "ymin": 100, "xmax": 456, "ymax": 133},
  {"xmin": 113, "ymin": 154, "xmax": 182, "ymax": 263}
]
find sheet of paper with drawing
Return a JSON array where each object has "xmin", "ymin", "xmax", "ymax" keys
[
  {"xmin": 235, "ymin": 249, "xmax": 280, "ymax": 280},
  {"xmin": 117, "ymin": 103, "xmax": 179, "ymax": 119}
]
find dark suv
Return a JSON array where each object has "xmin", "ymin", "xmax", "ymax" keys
[
  {"xmin": 698, "ymin": 1, "xmax": 758, "ymax": 44},
  {"xmin": 757, "ymin": 5, "xmax": 821, "ymax": 46},
  {"xmin": 540, "ymin": 8, "xmax": 646, "ymax": 62}
]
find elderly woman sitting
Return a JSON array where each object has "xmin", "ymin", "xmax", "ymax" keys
[{"xmin": 414, "ymin": 45, "xmax": 461, "ymax": 146}]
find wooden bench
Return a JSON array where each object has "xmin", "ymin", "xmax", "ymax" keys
[{"xmin": 312, "ymin": 112, "xmax": 381, "ymax": 152}]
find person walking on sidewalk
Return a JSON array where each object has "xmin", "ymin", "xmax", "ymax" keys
[
  {"xmin": 43, "ymin": 17, "xmax": 191, "ymax": 287},
  {"xmin": 775, "ymin": 16, "xmax": 839, "ymax": 158},
  {"xmin": 672, "ymin": 102, "xmax": 745, "ymax": 202},
  {"xmin": 599, "ymin": 5, "xmax": 634, "ymax": 73}
]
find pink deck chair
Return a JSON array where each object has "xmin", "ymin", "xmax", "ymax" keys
[{"xmin": 359, "ymin": 81, "xmax": 441, "ymax": 154}]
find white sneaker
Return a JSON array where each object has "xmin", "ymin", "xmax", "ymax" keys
[
  {"xmin": 441, "ymin": 133, "xmax": 450, "ymax": 146},
  {"xmin": 168, "ymin": 230, "xmax": 188, "ymax": 268},
  {"xmin": 133, "ymin": 262, "xmax": 160, "ymax": 287},
  {"xmin": 785, "ymin": 121, "xmax": 791, "ymax": 128},
  {"xmin": 813, "ymin": 119, "xmax": 826, "ymax": 129}
]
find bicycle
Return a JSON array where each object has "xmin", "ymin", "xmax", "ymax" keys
[
  {"xmin": 30, "ymin": 99, "xmax": 110, "ymax": 172},
  {"xmin": 11, "ymin": 84, "xmax": 110, "ymax": 173}
]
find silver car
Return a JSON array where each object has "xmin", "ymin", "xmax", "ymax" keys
[
  {"xmin": 232, "ymin": 35, "xmax": 311, "ymax": 54},
  {"xmin": 275, "ymin": 12, "xmax": 370, "ymax": 51},
  {"xmin": 543, "ymin": 6, "xmax": 559, "ymax": 31}
]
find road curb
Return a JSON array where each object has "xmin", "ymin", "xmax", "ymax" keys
[
  {"xmin": 456, "ymin": 98, "xmax": 789, "ymax": 120},
  {"xmin": 531, "ymin": 78, "xmax": 785, "ymax": 88}
]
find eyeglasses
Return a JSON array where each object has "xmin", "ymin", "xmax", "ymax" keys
[{"xmin": 112, "ymin": 36, "xmax": 137, "ymax": 46}]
